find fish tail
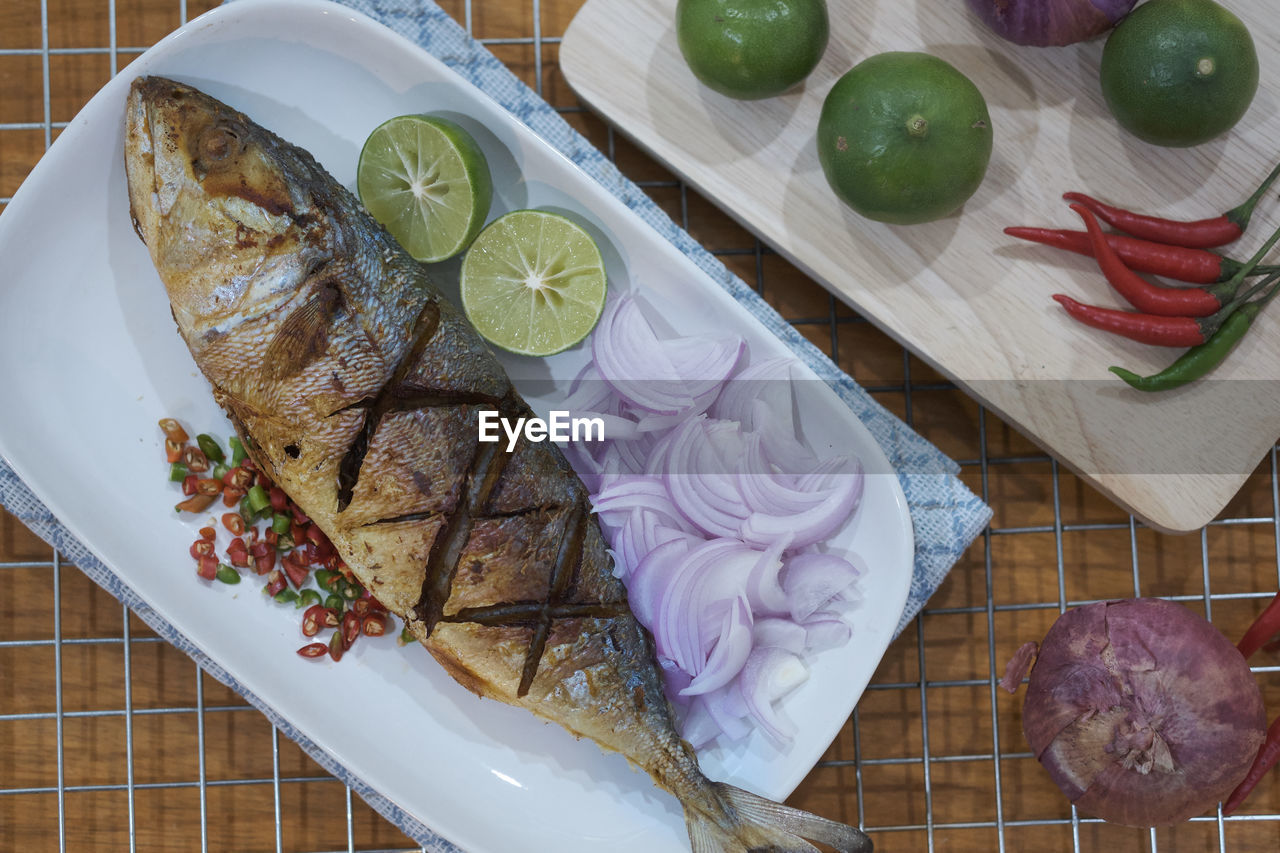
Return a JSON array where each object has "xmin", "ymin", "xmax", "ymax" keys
[{"xmin": 684, "ymin": 781, "xmax": 873, "ymax": 853}]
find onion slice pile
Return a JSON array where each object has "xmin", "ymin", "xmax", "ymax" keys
[{"xmin": 566, "ymin": 295, "xmax": 867, "ymax": 748}]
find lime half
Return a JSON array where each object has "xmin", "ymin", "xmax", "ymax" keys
[
  {"xmin": 460, "ymin": 210, "xmax": 608, "ymax": 356},
  {"xmin": 357, "ymin": 114, "xmax": 493, "ymax": 262}
]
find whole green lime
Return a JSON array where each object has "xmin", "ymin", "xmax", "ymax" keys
[
  {"xmin": 1100, "ymin": 0, "xmax": 1259, "ymax": 148},
  {"xmin": 676, "ymin": 0, "xmax": 829, "ymax": 100},
  {"xmin": 816, "ymin": 52, "xmax": 993, "ymax": 225}
]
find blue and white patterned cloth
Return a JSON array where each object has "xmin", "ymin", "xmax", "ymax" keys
[{"xmin": 0, "ymin": 0, "xmax": 991, "ymax": 847}]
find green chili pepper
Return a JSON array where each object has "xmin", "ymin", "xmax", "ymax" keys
[
  {"xmin": 1110, "ymin": 271, "xmax": 1280, "ymax": 392},
  {"xmin": 314, "ymin": 569, "xmax": 337, "ymax": 589},
  {"xmin": 196, "ymin": 434, "xmax": 225, "ymax": 464},
  {"xmin": 271, "ymin": 512, "xmax": 292, "ymax": 536},
  {"xmin": 324, "ymin": 593, "xmax": 345, "ymax": 613},
  {"xmin": 212, "ymin": 462, "xmax": 230, "ymax": 480},
  {"xmin": 216, "ymin": 564, "xmax": 241, "ymax": 585},
  {"xmin": 296, "ymin": 589, "xmax": 322, "ymax": 610},
  {"xmin": 398, "ymin": 625, "xmax": 414, "ymax": 646},
  {"xmin": 229, "ymin": 435, "xmax": 247, "ymax": 466},
  {"xmin": 247, "ymin": 484, "xmax": 271, "ymax": 515},
  {"xmin": 168, "ymin": 462, "xmax": 189, "ymax": 482},
  {"xmin": 274, "ymin": 588, "xmax": 299, "ymax": 605},
  {"xmin": 335, "ymin": 578, "xmax": 363, "ymax": 601}
]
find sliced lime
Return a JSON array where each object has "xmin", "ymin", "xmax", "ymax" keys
[
  {"xmin": 356, "ymin": 114, "xmax": 493, "ymax": 262},
  {"xmin": 460, "ymin": 210, "xmax": 608, "ymax": 356}
]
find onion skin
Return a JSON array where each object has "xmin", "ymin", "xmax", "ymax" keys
[
  {"xmin": 964, "ymin": 0, "xmax": 1137, "ymax": 47},
  {"xmin": 1020, "ymin": 599, "xmax": 1266, "ymax": 827}
]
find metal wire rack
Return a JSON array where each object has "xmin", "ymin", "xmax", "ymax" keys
[{"xmin": 3, "ymin": 1, "xmax": 1280, "ymax": 851}]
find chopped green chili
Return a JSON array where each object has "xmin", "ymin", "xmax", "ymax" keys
[
  {"xmin": 216, "ymin": 564, "xmax": 241, "ymax": 585},
  {"xmin": 296, "ymin": 589, "xmax": 322, "ymax": 610},
  {"xmin": 274, "ymin": 588, "xmax": 299, "ymax": 605},
  {"xmin": 324, "ymin": 593, "xmax": 345, "ymax": 613},
  {"xmin": 229, "ymin": 435, "xmax": 247, "ymax": 466},
  {"xmin": 246, "ymin": 484, "xmax": 271, "ymax": 515},
  {"xmin": 168, "ymin": 462, "xmax": 189, "ymax": 482},
  {"xmin": 196, "ymin": 434, "xmax": 225, "ymax": 464}
]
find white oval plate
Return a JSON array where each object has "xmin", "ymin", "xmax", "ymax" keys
[{"xmin": 0, "ymin": 1, "xmax": 913, "ymax": 850}]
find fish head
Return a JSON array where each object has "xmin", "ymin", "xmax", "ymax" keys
[{"xmin": 125, "ymin": 75, "xmax": 331, "ymax": 343}]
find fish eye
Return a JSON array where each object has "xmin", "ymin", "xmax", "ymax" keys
[{"xmin": 195, "ymin": 123, "xmax": 244, "ymax": 169}]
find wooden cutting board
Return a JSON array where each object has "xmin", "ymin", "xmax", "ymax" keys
[{"xmin": 560, "ymin": 0, "xmax": 1280, "ymax": 533}]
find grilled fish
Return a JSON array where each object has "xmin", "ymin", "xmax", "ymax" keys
[{"xmin": 124, "ymin": 76, "xmax": 872, "ymax": 853}]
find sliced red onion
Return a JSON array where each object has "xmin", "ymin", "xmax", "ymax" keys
[
  {"xmin": 592, "ymin": 297, "xmax": 692, "ymax": 415},
  {"xmin": 803, "ymin": 617, "xmax": 852, "ymax": 652},
  {"xmin": 702, "ymin": 684, "xmax": 755, "ymax": 744},
  {"xmin": 681, "ymin": 597, "xmax": 754, "ymax": 696},
  {"xmin": 783, "ymin": 552, "xmax": 864, "ymax": 622},
  {"xmin": 745, "ymin": 532, "xmax": 791, "ymax": 615},
  {"xmin": 753, "ymin": 617, "xmax": 809, "ymax": 655},
  {"xmin": 679, "ymin": 696, "xmax": 725, "ymax": 749},
  {"xmin": 740, "ymin": 463, "xmax": 864, "ymax": 549},
  {"xmin": 739, "ymin": 647, "xmax": 809, "ymax": 745},
  {"xmin": 564, "ymin": 294, "xmax": 870, "ymax": 749},
  {"xmin": 626, "ymin": 537, "xmax": 692, "ymax": 632}
]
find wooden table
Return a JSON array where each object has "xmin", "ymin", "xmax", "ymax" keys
[{"xmin": 2, "ymin": 1, "xmax": 1279, "ymax": 851}]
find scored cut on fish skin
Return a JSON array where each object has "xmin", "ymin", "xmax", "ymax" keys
[{"xmin": 123, "ymin": 75, "xmax": 872, "ymax": 853}]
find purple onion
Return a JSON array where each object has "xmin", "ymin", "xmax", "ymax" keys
[
  {"xmin": 964, "ymin": 0, "xmax": 1137, "ymax": 47},
  {"xmin": 1004, "ymin": 599, "xmax": 1266, "ymax": 826}
]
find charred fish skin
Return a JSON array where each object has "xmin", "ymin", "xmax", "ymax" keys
[{"xmin": 124, "ymin": 76, "xmax": 871, "ymax": 853}]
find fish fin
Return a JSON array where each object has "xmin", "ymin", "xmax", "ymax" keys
[
  {"xmin": 683, "ymin": 782, "xmax": 873, "ymax": 853},
  {"xmin": 264, "ymin": 282, "xmax": 340, "ymax": 378}
]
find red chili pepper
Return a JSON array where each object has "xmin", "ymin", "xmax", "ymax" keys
[
  {"xmin": 1062, "ymin": 161, "xmax": 1280, "ymax": 249},
  {"xmin": 1223, "ymin": 715, "xmax": 1280, "ymax": 815},
  {"xmin": 269, "ymin": 486, "xmax": 289, "ymax": 512},
  {"xmin": 226, "ymin": 537, "xmax": 250, "ymax": 569},
  {"xmin": 221, "ymin": 487, "xmax": 246, "ymax": 508},
  {"xmin": 1237, "ymin": 591, "xmax": 1280, "ymax": 659},
  {"xmin": 281, "ymin": 552, "xmax": 310, "ymax": 589},
  {"xmin": 264, "ymin": 569, "xmax": 287, "ymax": 597},
  {"xmin": 341, "ymin": 610, "xmax": 361, "ymax": 650},
  {"xmin": 196, "ymin": 556, "xmax": 219, "ymax": 581},
  {"xmin": 189, "ymin": 539, "xmax": 215, "ymax": 560},
  {"xmin": 296, "ymin": 642, "xmax": 328, "ymax": 658},
  {"xmin": 165, "ymin": 439, "xmax": 185, "ymax": 464},
  {"xmin": 221, "ymin": 513, "xmax": 245, "ymax": 536},
  {"xmin": 175, "ymin": 494, "xmax": 215, "ymax": 513},
  {"xmin": 1052, "ymin": 295, "xmax": 1213, "ymax": 346},
  {"xmin": 320, "ymin": 607, "xmax": 341, "ymax": 629},
  {"xmin": 1005, "ymin": 226, "xmax": 1236, "ymax": 284},
  {"xmin": 301, "ymin": 604, "xmax": 325, "ymax": 638},
  {"xmin": 181, "ymin": 445, "xmax": 210, "ymax": 474},
  {"xmin": 195, "ymin": 477, "xmax": 223, "ymax": 497},
  {"xmin": 361, "ymin": 613, "xmax": 387, "ymax": 637},
  {"xmin": 158, "ymin": 418, "xmax": 189, "ymax": 443},
  {"xmin": 254, "ymin": 552, "xmax": 277, "ymax": 575},
  {"xmin": 1072, "ymin": 205, "xmax": 1232, "ymax": 316},
  {"xmin": 181, "ymin": 473, "xmax": 198, "ymax": 497}
]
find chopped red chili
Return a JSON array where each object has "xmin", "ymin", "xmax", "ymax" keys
[
  {"xmin": 158, "ymin": 418, "xmax": 189, "ymax": 443},
  {"xmin": 175, "ymin": 494, "xmax": 216, "ymax": 513},
  {"xmin": 296, "ymin": 642, "xmax": 328, "ymax": 658}
]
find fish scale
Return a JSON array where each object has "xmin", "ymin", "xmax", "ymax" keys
[{"xmin": 123, "ymin": 75, "xmax": 872, "ymax": 853}]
